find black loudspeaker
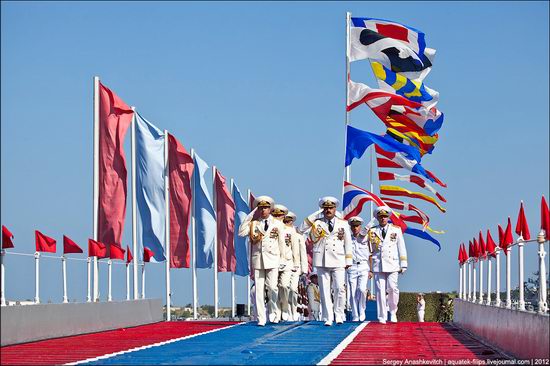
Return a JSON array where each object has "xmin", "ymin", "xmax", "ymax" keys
[{"xmin": 236, "ymin": 303, "xmax": 246, "ymax": 317}]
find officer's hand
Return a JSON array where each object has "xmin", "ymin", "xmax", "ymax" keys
[
  {"xmin": 368, "ymin": 271, "xmax": 373, "ymax": 279},
  {"xmin": 400, "ymin": 268, "xmax": 407, "ymax": 274}
]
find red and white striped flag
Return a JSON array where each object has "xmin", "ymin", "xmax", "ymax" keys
[{"xmin": 378, "ymin": 171, "xmax": 446, "ymax": 202}]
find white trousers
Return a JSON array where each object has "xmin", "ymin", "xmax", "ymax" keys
[
  {"xmin": 277, "ymin": 269, "xmax": 292, "ymax": 320},
  {"xmin": 289, "ymin": 271, "xmax": 300, "ymax": 320},
  {"xmin": 375, "ymin": 271, "xmax": 399, "ymax": 322},
  {"xmin": 347, "ymin": 263, "xmax": 369, "ymax": 321},
  {"xmin": 254, "ymin": 268, "xmax": 279, "ymax": 324},
  {"xmin": 317, "ymin": 267, "xmax": 346, "ymax": 323},
  {"xmin": 417, "ymin": 310, "xmax": 425, "ymax": 322}
]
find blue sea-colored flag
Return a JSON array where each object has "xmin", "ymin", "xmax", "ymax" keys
[
  {"xmin": 345, "ymin": 125, "xmax": 421, "ymax": 167},
  {"xmin": 405, "ymin": 227, "xmax": 441, "ymax": 251},
  {"xmin": 232, "ymin": 181, "xmax": 250, "ymax": 277},
  {"xmin": 135, "ymin": 111, "xmax": 166, "ymax": 262},
  {"xmin": 193, "ymin": 152, "xmax": 216, "ymax": 268}
]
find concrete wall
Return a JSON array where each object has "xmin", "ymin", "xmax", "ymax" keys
[
  {"xmin": 1, "ymin": 299, "xmax": 163, "ymax": 346},
  {"xmin": 453, "ymin": 299, "xmax": 550, "ymax": 359}
]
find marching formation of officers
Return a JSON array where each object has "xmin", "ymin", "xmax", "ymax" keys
[{"xmin": 238, "ymin": 195, "xmax": 408, "ymax": 326}]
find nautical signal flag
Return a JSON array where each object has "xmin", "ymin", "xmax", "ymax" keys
[
  {"xmin": 379, "ymin": 185, "xmax": 446, "ymax": 213},
  {"xmin": 110, "ymin": 244, "xmax": 125, "ymax": 260},
  {"xmin": 542, "ymin": 195, "xmax": 550, "ymax": 240},
  {"xmin": 2, "ymin": 225, "xmax": 14, "ymax": 249},
  {"xmin": 126, "ymin": 246, "xmax": 133, "ymax": 266},
  {"xmin": 88, "ymin": 239, "xmax": 107, "ymax": 258},
  {"xmin": 35, "ymin": 231, "xmax": 56, "ymax": 253},
  {"xmin": 143, "ymin": 247, "xmax": 155, "ymax": 262},
  {"xmin": 486, "ymin": 230, "xmax": 497, "ymax": 258},
  {"xmin": 214, "ymin": 169, "xmax": 236, "ymax": 273},
  {"xmin": 515, "ymin": 201, "xmax": 531, "ymax": 240},
  {"xmin": 63, "ymin": 235, "xmax": 83, "ymax": 254},
  {"xmin": 378, "ymin": 171, "xmax": 446, "ymax": 202}
]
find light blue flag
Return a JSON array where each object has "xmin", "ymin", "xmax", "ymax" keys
[
  {"xmin": 232, "ymin": 181, "xmax": 250, "ymax": 277},
  {"xmin": 135, "ymin": 111, "xmax": 166, "ymax": 262},
  {"xmin": 193, "ymin": 152, "xmax": 216, "ymax": 268}
]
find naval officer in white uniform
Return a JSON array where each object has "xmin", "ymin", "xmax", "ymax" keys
[
  {"xmin": 303, "ymin": 196, "xmax": 352, "ymax": 326},
  {"xmin": 238, "ymin": 196, "xmax": 286, "ymax": 326},
  {"xmin": 347, "ymin": 216, "xmax": 371, "ymax": 322},
  {"xmin": 368, "ymin": 206, "xmax": 408, "ymax": 324}
]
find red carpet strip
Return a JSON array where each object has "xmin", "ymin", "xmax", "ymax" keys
[
  {"xmin": 0, "ymin": 321, "xmax": 238, "ymax": 365},
  {"xmin": 331, "ymin": 322, "xmax": 508, "ymax": 365}
]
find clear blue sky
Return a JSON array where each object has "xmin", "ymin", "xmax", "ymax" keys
[{"xmin": 1, "ymin": 1, "xmax": 548, "ymax": 307}]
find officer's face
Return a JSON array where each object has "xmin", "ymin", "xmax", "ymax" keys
[
  {"xmin": 283, "ymin": 218, "xmax": 294, "ymax": 225},
  {"xmin": 377, "ymin": 214, "xmax": 389, "ymax": 226},
  {"xmin": 350, "ymin": 224, "xmax": 361, "ymax": 236},
  {"xmin": 323, "ymin": 206, "xmax": 336, "ymax": 220},
  {"xmin": 311, "ymin": 276, "xmax": 318, "ymax": 285},
  {"xmin": 259, "ymin": 206, "xmax": 271, "ymax": 219}
]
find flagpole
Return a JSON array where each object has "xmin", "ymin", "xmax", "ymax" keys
[
  {"xmin": 191, "ymin": 149, "xmax": 198, "ymax": 320},
  {"xmin": 107, "ymin": 259, "xmax": 112, "ymax": 302},
  {"xmin": 1, "ymin": 250, "xmax": 5, "ymax": 306},
  {"xmin": 62, "ymin": 255, "xmax": 68, "ymax": 303},
  {"xmin": 86, "ymin": 257, "xmax": 91, "ymax": 302},
  {"xmin": 164, "ymin": 129, "xmax": 171, "ymax": 321},
  {"xmin": 141, "ymin": 262, "xmax": 146, "ymax": 299},
  {"xmin": 343, "ymin": 11, "xmax": 351, "ymax": 186},
  {"xmin": 230, "ymin": 178, "xmax": 236, "ymax": 319},
  {"xmin": 131, "ymin": 107, "xmax": 139, "ymax": 300},
  {"xmin": 126, "ymin": 262, "xmax": 130, "ymax": 300},
  {"xmin": 93, "ymin": 76, "xmax": 100, "ymax": 303},
  {"xmin": 213, "ymin": 165, "xmax": 219, "ymax": 318},
  {"xmin": 34, "ymin": 252, "xmax": 40, "ymax": 304},
  {"xmin": 246, "ymin": 188, "xmax": 251, "ymax": 317}
]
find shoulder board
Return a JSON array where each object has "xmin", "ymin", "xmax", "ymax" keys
[{"xmin": 390, "ymin": 224, "xmax": 403, "ymax": 231}]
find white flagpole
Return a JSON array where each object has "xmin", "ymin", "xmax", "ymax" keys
[
  {"xmin": 343, "ymin": 11, "xmax": 351, "ymax": 185},
  {"xmin": 93, "ymin": 76, "xmax": 100, "ymax": 303},
  {"xmin": 495, "ymin": 248, "xmax": 501, "ymax": 307},
  {"xmin": 62, "ymin": 255, "xmax": 68, "ymax": 303},
  {"xmin": 0, "ymin": 250, "xmax": 5, "ymax": 306},
  {"xmin": 34, "ymin": 252, "xmax": 40, "ymax": 304},
  {"xmin": 213, "ymin": 165, "xmax": 219, "ymax": 318},
  {"xmin": 141, "ymin": 262, "xmax": 146, "ymax": 299},
  {"xmin": 107, "ymin": 259, "xmax": 112, "ymax": 302},
  {"xmin": 126, "ymin": 262, "xmax": 130, "ymax": 300},
  {"xmin": 506, "ymin": 247, "xmax": 512, "ymax": 309},
  {"xmin": 472, "ymin": 260, "xmax": 477, "ymax": 303},
  {"xmin": 517, "ymin": 236, "xmax": 526, "ymax": 311},
  {"xmin": 191, "ymin": 149, "xmax": 198, "ymax": 320},
  {"xmin": 246, "ymin": 188, "xmax": 251, "ymax": 317},
  {"xmin": 230, "ymin": 178, "xmax": 236, "ymax": 319},
  {"xmin": 478, "ymin": 259, "xmax": 484, "ymax": 304},
  {"xmin": 164, "ymin": 129, "xmax": 171, "ymax": 321},
  {"xmin": 467, "ymin": 261, "xmax": 472, "ymax": 301},
  {"xmin": 131, "ymin": 108, "xmax": 139, "ymax": 300},
  {"xmin": 459, "ymin": 264, "xmax": 463, "ymax": 301},
  {"xmin": 462, "ymin": 259, "xmax": 467, "ymax": 300},
  {"xmin": 537, "ymin": 230, "xmax": 548, "ymax": 313},
  {"xmin": 86, "ymin": 257, "xmax": 91, "ymax": 302},
  {"xmin": 486, "ymin": 256, "xmax": 492, "ymax": 305}
]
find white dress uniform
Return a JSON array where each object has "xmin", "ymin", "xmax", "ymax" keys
[
  {"xmin": 368, "ymin": 207, "xmax": 408, "ymax": 323},
  {"xmin": 288, "ymin": 218, "xmax": 307, "ymax": 321},
  {"xmin": 278, "ymin": 221, "xmax": 297, "ymax": 321},
  {"xmin": 417, "ymin": 296, "xmax": 426, "ymax": 322},
  {"xmin": 238, "ymin": 197, "xmax": 285, "ymax": 326},
  {"xmin": 305, "ymin": 197, "xmax": 353, "ymax": 325},
  {"xmin": 306, "ymin": 279, "xmax": 321, "ymax": 320},
  {"xmin": 347, "ymin": 218, "xmax": 371, "ymax": 322}
]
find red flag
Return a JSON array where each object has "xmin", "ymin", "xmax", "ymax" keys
[
  {"xmin": 458, "ymin": 244, "xmax": 463, "ymax": 264},
  {"xmin": 478, "ymin": 231, "xmax": 487, "ymax": 258},
  {"xmin": 515, "ymin": 201, "xmax": 531, "ymax": 240},
  {"xmin": 462, "ymin": 243, "xmax": 469, "ymax": 262},
  {"xmin": 63, "ymin": 235, "xmax": 83, "ymax": 254},
  {"xmin": 542, "ymin": 195, "xmax": 550, "ymax": 240},
  {"xmin": 88, "ymin": 239, "xmax": 107, "ymax": 258},
  {"xmin": 486, "ymin": 230, "xmax": 497, "ymax": 258},
  {"xmin": 2, "ymin": 225, "xmax": 14, "ymax": 249},
  {"xmin": 473, "ymin": 237, "xmax": 480, "ymax": 258},
  {"xmin": 167, "ymin": 133, "xmax": 194, "ymax": 268},
  {"xmin": 143, "ymin": 247, "xmax": 155, "ymax": 262},
  {"xmin": 35, "ymin": 230, "xmax": 56, "ymax": 253},
  {"xmin": 468, "ymin": 241, "xmax": 474, "ymax": 258},
  {"xmin": 126, "ymin": 246, "xmax": 133, "ymax": 266},
  {"xmin": 97, "ymin": 82, "xmax": 134, "ymax": 254},
  {"xmin": 501, "ymin": 217, "xmax": 514, "ymax": 255},
  {"xmin": 214, "ymin": 169, "xmax": 236, "ymax": 272},
  {"xmin": 110, "ymin": 244, "xmax": 125, "ymax": 260}
]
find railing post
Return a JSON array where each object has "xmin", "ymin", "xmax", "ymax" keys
[
  {"xmin": 495, "ymin": 248, "xmax": 501, "ymax": 307},
  {"xmin": 468, "ymin": 260, "xmax": 472, "ymax": 301},
  {"xmin": 459, "ymin": 264, "xmax": 463, "ymax": 300},
  {"xmin": 518, "ymin": 238, "xmax": 526, "ymax": 311},
  {"xmin": 486, "ymin": 256, "xmax": 492, "ymax": 306},
  {"xmin": 506, "ymin": 246, "xmax": 512, "ymax": 309},
  {"xmin": 141, "ymin": 263, "xmax": 146, "ymax": 299},
  {"xmin": 478, "ymin": 259, "xmax": 484, "ymax": 304},
  {"xmin": 62, "ymin": 255, "xmax": 68, "ymax": 303},
  {"xmin": 86, "ymin": 257, "xmax": 92, "ymax": 303},
  {"xmin": 107, "ymin": 259, "xmax": 112, "ymax": 302},
  {"xmin": 472, "ymin": 260, "xmax": 477, "ymax": 303},
  {"xmin": 126, "ymin": 263, "xmax": 130, "ymax": 301},
  {"xmin": 1, "ymin": 250, "xmax": 6, "ymax": 306},
  {"xmin": 538, "ymin": 231, "xmax": 548, "ymax": 313},
  {"xmin": 463, "ymin": 261, "xmax": 467, "ymax": 300},
  {"xmin": 34, "ymin": 252, "xmax": 40, "ymax": 304}
]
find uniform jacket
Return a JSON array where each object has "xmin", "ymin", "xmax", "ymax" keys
[
  {"xmin": 282, "ymin": 225, "xmax": 300, "ymax": 269},
  {"xmin": 368, "ymin": 224, "xmax": 407, "ymax": 273},
  {"xmin": 308, "ymin": 217, "xmax": 352, "ymax": 268},
  {"xmin": 238, "ymin": 215, "xmax": 285, "ymax": 270}
]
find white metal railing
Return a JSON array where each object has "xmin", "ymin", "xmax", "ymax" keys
[
  {"xmin": 459, "ymin": 230, "xmax": 548, "ymax": 314},
  {"xmin": 0, "ymin": 250, "xmax": 154, "ymax": 306}
]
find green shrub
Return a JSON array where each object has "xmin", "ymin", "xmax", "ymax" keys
[{"xmin": 396, "ymin": 292, "xmax": 456, "ymax": 322}]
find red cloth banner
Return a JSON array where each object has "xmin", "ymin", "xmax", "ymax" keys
[
  {"xmin": 97, "ymin": 82, "xmax": 134, "ymax": 255},
  {"xmin": 126, "ymin": 246, "xmax": 133, "ymax": 266},
  {"xmin": 486, "ymin": 230, "xmax": 497, "ymax": 258},
  {"xmin": 515, "ymin": 201, "xmax": 531, "ymax": 240},
  {"xmin": 88, "ymin": 239, "xmax": 107, "ymax": 258},
  {"xmin": 2, "ymin": 225, "xmax": 14, "ymax": 249},
  {"xmin": 35, "ymin": 230, "xmax": 56, "ymax": 253},
  {"xmin": 542, "ymin": 195, "xmax": 550, "ymax": 240},
  {"xmin": 167, "ymin": 133, "xmax": 194, "ymax": 268},
  {"xmin": 143, "ymin": 247, "xmax": 155, "ymax": 262},
  {"xmin": 63, "ymin": 235, "xmax": 83, "ymax": 254},
  {"xmin": 214, "ymin": 169, "xmax": 236, "ymax": 272},
  {"xmin": 110, "ymin": 244, "xmax": 125, "ymax": 260},
  {"xmin": 478, "ymin": 231, "xmax": 487, "ymax": 258},
  {"xmin": 500, "ymin": 217, "xmax": 514, "ymax": 255}
]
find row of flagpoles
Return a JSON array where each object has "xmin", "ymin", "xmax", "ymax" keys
[
  {"xmin": 457, "ymin": 197, "xmax": 549, "ymax": 313},
  {"xmin": 341, "ymin": 13, "xmax": 446, "ymax": 247}
]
